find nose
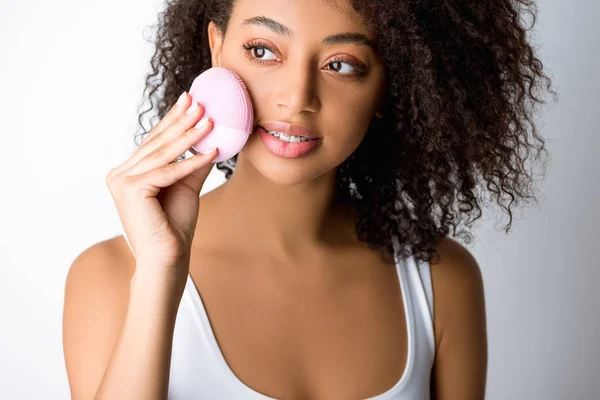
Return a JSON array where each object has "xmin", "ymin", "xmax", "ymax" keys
[{"xmin": 273, "ymin": 64, "xmax": 321, "ymax": 115}]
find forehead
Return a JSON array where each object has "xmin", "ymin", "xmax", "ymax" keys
[{"xmin": 230, "ymin": 0, "xmax": 373, "ymax": 39}]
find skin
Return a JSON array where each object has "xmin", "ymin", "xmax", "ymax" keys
[{"xmin": 63, "ymin": 0, "xmax": 487, "ymax": 398}]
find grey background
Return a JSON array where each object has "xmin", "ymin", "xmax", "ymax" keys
[{"xmin": 0, "ymin": 0, "xmax": 597, "ymax": 398}]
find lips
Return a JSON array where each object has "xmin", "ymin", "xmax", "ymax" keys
[
  {"xmin": 258, "ymin": 121, "xmax": 320, "ymax": 139},
  {"xmin": 257, "ymin": 126, "xmax": 321, "ymax": 158}
]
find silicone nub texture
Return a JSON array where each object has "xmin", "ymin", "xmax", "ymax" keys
[{"xmin": 188, "ymin": 67, "xmax": 254, "ymax": 163}]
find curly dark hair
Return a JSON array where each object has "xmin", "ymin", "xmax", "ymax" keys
[{"xmin": 133, "ymin": 0, "xmax": 557, "ymax": 266}]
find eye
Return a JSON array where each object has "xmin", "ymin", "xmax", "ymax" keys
[
  {"xmin": 242, "ymin": 40, "xmax": 278, "ymax": 63},
  {"xmin": 241, "ymin": 40, "xmax": 367, "ymax": 78},
  {"xmin": 327, "ymin": 57, "xmax": 366, "ymax": 76}
]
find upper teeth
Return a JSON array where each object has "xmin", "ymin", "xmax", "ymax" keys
[{"xmin": 266, "ymin": 130, "xmax": 315, "ymax": 143}]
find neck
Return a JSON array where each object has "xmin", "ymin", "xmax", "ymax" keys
[{"xmin": 206, "ymin": 153, "xmax": 357, "ymax": 261}]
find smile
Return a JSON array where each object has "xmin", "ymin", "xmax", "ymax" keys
[{"xmin": 264, "ymin": 129, "xmax": 317, "ymax": 143}]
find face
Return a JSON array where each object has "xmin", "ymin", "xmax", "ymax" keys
[{"xmin": 208, "ymin": 0, "xmax": 386, "ymax": 186}]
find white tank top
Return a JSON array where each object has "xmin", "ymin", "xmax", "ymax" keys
[{"xmin": 121, "ymin": 232, "xmax": 435, "ymax": 399}]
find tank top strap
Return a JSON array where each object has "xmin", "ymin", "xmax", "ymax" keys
[
  {"xmin": 415, "ymin": 258, "xmax": 434, "ymax": 320},
  {"xmin": 392, "ymin": 234, "xmax": 436, "ymax": 355}
]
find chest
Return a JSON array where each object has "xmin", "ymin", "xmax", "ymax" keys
[{"xmin": 187, "ymin": 250, "xmax": 410, "ymax": 400}]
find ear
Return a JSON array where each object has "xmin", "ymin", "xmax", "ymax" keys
[{"xmin": 207, "ymin": 21, "xmax": 224, "ymax": 68}]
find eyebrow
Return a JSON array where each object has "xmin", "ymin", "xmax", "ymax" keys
[{"xmin": 241, "ymin": 16, "xmax": 378, "ymax": 52}]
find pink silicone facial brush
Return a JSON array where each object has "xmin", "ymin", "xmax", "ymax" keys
[{"xmin": 188, "ymin": 67, "xmax": 255, "ymax": 163}]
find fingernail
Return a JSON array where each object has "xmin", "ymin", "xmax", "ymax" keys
[
  {"xmin": 176, "ymin": 91, "xmax": 187, "ymax": 106},
  {"xmin": 201, "ymin": 147, "xmax": 217, "ymax": 155},
  {"xmin": 195, "ymin": 117, "xmax": 211, "ymax": 129},
  {"xmin": 186, "ymin": 101, "xmax": 198, "ymax": 115}
]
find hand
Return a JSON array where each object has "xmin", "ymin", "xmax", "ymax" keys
[{"xmin": 106, "ymin": 92, "xmax": 216, "ymax": 274}]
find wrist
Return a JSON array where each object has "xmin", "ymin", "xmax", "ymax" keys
[
  {"xmin": 129, "ymin": 273, "xmax": 184, "ymax": 316},
  {"xmin": 130, "ymin": 262, "xmax": 189, "ymax": 306}
]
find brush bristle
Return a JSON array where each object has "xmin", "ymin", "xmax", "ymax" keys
[{"xmin": 188, "ymin": 67, "xmax": 254, "ymax": 134}]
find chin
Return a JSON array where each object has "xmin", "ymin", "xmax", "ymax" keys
[
  {"xmin": 263, "ymin": 170, "xmax": 323, "ymax": 187},
  {"xmin": 252, "ymin": 154, "xmax": 327, "ymax": 186}
]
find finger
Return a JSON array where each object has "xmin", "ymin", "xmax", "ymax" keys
[
  {"xmin": 132, "ymin": 148, "xmax": 218, "ymax": 192},
  {"xmin": 110, "ymin": 100, "xmax": 206, "ymax": 179},
  {"xmin": 139, "ymin": 101, "xmax": 206, "ymax": 158},
  {"xmin": 126, "ymin": 117, "xmax": 214, "ymax": 177},
  {"xmin": 140, "ymin": 92, "xmax": 190, "ymax": 148}
]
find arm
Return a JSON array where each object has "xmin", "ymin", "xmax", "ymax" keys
[
  {"xmin": 62, "ymin": 239, "xmax": 185, "ymax": 400},
  {"xmin": 430, "ymin": 238, "xmax": 488, "ymax": 399}
]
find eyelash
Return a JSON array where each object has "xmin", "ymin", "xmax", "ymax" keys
[{"xmin": 241, "ymin": 40, "xmax": 367, "ymax": 78}]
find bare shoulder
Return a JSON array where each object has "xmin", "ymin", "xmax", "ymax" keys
[
  {"xmin": 429, "ymin": 237, "xmax": 488, "ymax": 399},
  {"xmin": 62, "ymin": 235, "xmax": 135, "ymax": 400},
  {"xmin": 429, "ymin": 236, "xmax": 484, "ymax": 304},
  {"xmin": 64, "ymin": 235, "xmax": 136, "ymax": 311},
  {"xmin": 65, "ymin": 235, "xmax": 136, "ymax": 289}
]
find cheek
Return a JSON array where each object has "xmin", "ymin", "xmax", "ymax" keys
[
  {"xmin": 330, "ymin": 87, "xmax": 379, "ymax": 124},
  {"xmin": 334, "ymin": 103, "xmax": 374, "ymax": 140},
  {"xmin": 325, "ymin": 122, "xmax": 370, "ymax": 164},
  {"xmin": 323, "ymin": 103, "xmax": 374, "ymax": 159}
]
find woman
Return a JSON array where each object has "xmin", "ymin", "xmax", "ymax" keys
[{"xmin": 63, "ymin": 0, "xmax": 555, "ymax": 399}]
